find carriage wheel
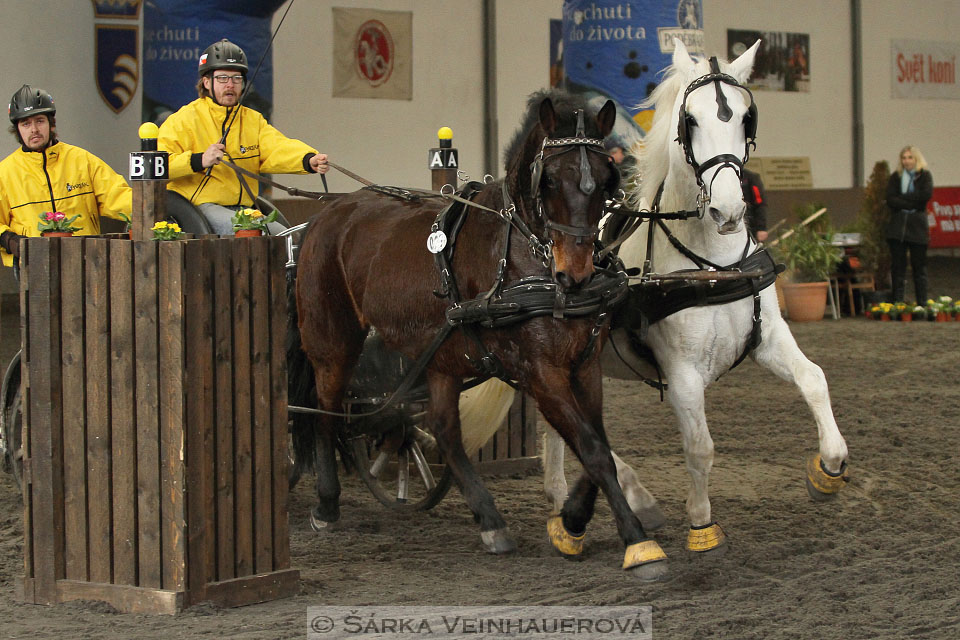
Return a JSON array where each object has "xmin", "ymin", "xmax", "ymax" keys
[
  {"xmin": 349, "ymin": 427, "xmax": 453, "ymax": 511},
  {"xmin": 5, "ymin": 387, "xmax": 23, "ymax": 491}
]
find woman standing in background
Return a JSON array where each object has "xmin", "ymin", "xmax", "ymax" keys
[{"xmin": 885, "ymin": 145, "xmax": 933, "ymax": 304}]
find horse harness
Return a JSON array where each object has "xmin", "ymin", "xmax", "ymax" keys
[
  {"xmin": 289, "ymin": 114, "xmax": 628, "ymax": 418},
  {"xmin": 601, "ymin": 58, "xmax": 780, "ymax": 383}
]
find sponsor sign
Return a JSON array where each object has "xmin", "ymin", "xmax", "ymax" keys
[
  {"xmin": 891, "ymin": 39, "xmax": 960, "ymax": 99},
  {"xmin": 928, "ymin": 186, "xmax": 960, "ymax": 248}
]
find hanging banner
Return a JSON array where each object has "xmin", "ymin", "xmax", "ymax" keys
[
  {"xmin": 92, "ymin": 0, "xmax": 141, "ymax": 114},
  {"xmin": 928, "ymin": 187, "xmax": 960, "ymax": 248},
  {"xmin": 561, "ymin": 0, "xmax": 703, "ymax": 139},
  {"xmin": 891, "ymin": 39, "xmax": 960, "ymax": 100},
  {"xmin": 332, "ymin": 8, "xmax": 413, "ymax": 100},
  {"xmin": 142, "ymin": 0, "xmax": 287, "ymax": 124}
]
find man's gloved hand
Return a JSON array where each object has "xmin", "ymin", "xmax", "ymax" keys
[{"xmin": 0, "ymin": 231, "xmax": 22, "ymax": 258}]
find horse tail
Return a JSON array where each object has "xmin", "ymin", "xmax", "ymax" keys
[
  {"xmin": 286, "ymin": 253, "xmax": 318, "ymax": 475},
  {"xmin": 458, "ymin": 379, "xmax": 517, "ymax": 456}
]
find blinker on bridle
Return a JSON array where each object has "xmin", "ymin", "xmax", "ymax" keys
[
  {"xmin": 676, "ymin": 56, "xmax": 759, "ymax": 206},
  {"xmin": 530, "ymin": 108, "xmax": 608, "ymax": 245}
]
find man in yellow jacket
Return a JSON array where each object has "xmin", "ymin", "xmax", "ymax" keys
[
  {"xmin": 0, "ymin": 85, "xmax": 132, "ymax": 267},
  {"xmin": 158, "ymin": 39, "xmax": 329, "ymax": 235}
]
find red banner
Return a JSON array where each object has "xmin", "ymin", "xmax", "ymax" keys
[{"xmin": 928, "ymin": 186, "xmax": 960, "ymax": 248}]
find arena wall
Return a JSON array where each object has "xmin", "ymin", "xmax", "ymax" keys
[{"xmin": 1, "ymin": 0, "xmax": 960, "ymax": 299}]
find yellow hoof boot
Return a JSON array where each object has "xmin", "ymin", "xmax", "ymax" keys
[
  {"xmin": 547, "ymin": 515, "xmax": 584, "ymax": 557},
  {"xmin": 806, "ymin": 454, "xmax": 849, "ymax": 496},
  {"xmin": 686, "ymin": 523, "xmax": 726, "ymax": 552},
  {"xmin": 622, "ymin": 540, "xmax": 667, "ymax": 570}
]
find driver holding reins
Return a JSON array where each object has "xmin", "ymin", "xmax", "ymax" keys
[
  {"xmin": 158, "ymin": 38, "xmax": 330, "ymax": 235},
  {"xmin": 0, "ymin": 84, "xmax": 132, "ymax": 266}
]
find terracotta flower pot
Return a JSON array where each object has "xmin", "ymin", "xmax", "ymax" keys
[
  {"xmin": 880, "ymin": 313, "xmax": 891, "ymax": 321},
  {"xmin": 42, "ymin": 231, "xmax": 73, "ymax": 237},
  {"xmin": 781, "ymin": 281, "xmax": 829, "ymax": 322},
  {"xmin": 901, "ymin": 313, "xmax": 912, "ymax": 322},
  {"xmin": 235, "ymin": 229, "xmax": 263, "ymax": 238},
  {"xmin": 936, "ymin": 312, "xmax": 949, "ymax": 322}
]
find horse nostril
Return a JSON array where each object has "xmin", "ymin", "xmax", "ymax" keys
[
  {"xmin": 709, "ymin": 206, "xmax": 725, "ymax": 225},
  {"xmin": 555, "ymin": 271, "xmax": 575, "ymax": 292}
]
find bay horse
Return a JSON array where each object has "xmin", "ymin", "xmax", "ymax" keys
[
  {"xmin": 291, "ymin": 90, "xmax": 669, "ymax": 578},
  {"xmin": 543, "ymin": 40, "xmax": 850, "ymax": 554}
]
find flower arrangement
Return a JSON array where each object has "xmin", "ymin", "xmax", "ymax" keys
[
  {"xmin": 231, "ymin": 207, "xmax": 278, "ymax": 233},
  {"xmin": 868, "ymin": 302, "xmax": 894, "ymax": 320},
  {"xmin": 151, "ymin": 220, "xmax": 183, "ymax": 241},
  {"xmin": 925, "ymin": 296, "xmax": 954, "ymax": 321},
  {"xmin": 38, "ymin": 211, "xmax": 80, "ymax": 234}
]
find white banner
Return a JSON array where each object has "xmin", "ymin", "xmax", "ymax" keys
[
  {"xmin": 332, "ymin": 7, "xmax": 412, "ymax": 100},
  {"xmin": 891, "ymin": 39, "xmax": 960, "ymax": 99}
]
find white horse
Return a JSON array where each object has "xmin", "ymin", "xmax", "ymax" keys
[{"xmin": 541, "ymin": 39, "xmax": 850, "ymax": 555}]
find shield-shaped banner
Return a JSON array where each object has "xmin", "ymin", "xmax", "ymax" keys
[{"xmin": 95, "ymin": 24, "xmax": 139, "ymax": 113}]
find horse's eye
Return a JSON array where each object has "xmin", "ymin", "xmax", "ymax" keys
[{"xmin": 685, "ymin": 114, "xmax": 697, "ymax": 129}]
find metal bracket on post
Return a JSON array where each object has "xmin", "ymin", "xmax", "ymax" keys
[{"xmin": 129, "ymin": 122, "xmax": 169, "ymax": 242}]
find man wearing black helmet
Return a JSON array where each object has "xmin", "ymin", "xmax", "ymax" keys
[
  {"xmin": 0, "ymin": 84, "xmax": 132, "ymax": 266},
  {"xmin": 158, "ymin": 38, "xmax": 329, "ymax": 235}
]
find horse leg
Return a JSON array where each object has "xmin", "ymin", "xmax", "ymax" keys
[
  {"xmin": 299, "ymin": 310, "xmax": 366, "ymax": 532},
  {"xmin": 542, "ymin": 429, "xmax": 568, "ymax": 514},
  {"xmin": 536, "ymin": 362, "xmax": 667, "ymax": 579},
  {"xmin": 663, "ymin": 367, "xmax": 727, "ymax": 555},
  {"xmin": 544, "ymin": 429, "xmax": 665, "ymax": 529},
  {"xmin": 427, "ymin": 372, "xmax": 517, "ymax": 554},
  {"xmin": 754, "ymin": 312, "xmax": 850, "ymax": 500}
]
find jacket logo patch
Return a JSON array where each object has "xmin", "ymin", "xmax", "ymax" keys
[
  {"xmin": 66, "ymin": 181, "xmax": 91, "ymax": 192},
  {"xmin": 239, "ymin": 144, "xmax": 259, "ymax": 154}
]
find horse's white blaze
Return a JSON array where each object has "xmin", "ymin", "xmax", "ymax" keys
[{"xmin": 546, "ymin": 38, "xmax": 848, "ymax": 534}]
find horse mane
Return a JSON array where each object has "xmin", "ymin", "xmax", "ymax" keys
[{"xmin": 501, "ymin": 89, "xmax": 598, "ymax": 202}]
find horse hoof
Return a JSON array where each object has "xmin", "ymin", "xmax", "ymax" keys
[
  {"xmin": 628, "ymin": 560, "xmax": 669, "ymax": 582},
  {"xmin": 480, "ymin": 528, "xmax": 517, "ymax": 554},
  {"xmin": 309, "ymin": 512, "xmax": 339, "ymax": 533},
  {"xmin": 635, "ymin": 504, "xmax": 667, "ymax": 532},
  {"xmin": 806, "ymin": 476, "xmax": 838, "ymax": 502},
  {"xmin": 805, "ymin": 454, "xmax": 849, "ymax": 501},
  {"xmin": 686, "ymin": 523, "xmax": 726, "ymax": 553},
  {"xmin": 623, "ymin": 540, "xmax": 668, "ymax": 581},
  {"xmin": 547, "ymin": 515, "xmax": 585, "ymax": 558}
]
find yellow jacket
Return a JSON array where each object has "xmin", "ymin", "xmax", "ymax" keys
[
  {"xmin": 0, "ymin": 141, "xmax": 132, "ymax": 266},
  {"xmin": 158, "ymin": 97, "xmax": 317, "ymax": 207}
]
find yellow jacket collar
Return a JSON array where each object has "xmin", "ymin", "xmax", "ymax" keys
[{"xmin": 18, "ymin": 140, "xmax": 61, "ymax": 164}]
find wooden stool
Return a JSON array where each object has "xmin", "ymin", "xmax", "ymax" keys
[{"xmin": 832, "ymin": 272, "xmax": 875, "ymax": 316}]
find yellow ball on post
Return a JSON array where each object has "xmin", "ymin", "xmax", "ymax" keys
[{"xmin": 138, "ymin": 122, "xmax": 160, "ymax": 140}]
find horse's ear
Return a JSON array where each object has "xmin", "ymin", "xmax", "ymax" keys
[
  {"xmin": 727, "ymin": 39, "xmax": 761, "ymax": 83},
  {"xmin": 596, "ymin": 100, "xmax": 616, "ymax": 138},
  {"xmin": 539, "ymin": 97, "xmax": 557, "ymax": 135},
  {"xmin": 672, "ymin": 38, "xmax": 695, "ymax": 75}
]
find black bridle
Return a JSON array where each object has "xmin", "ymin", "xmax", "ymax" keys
[
  {"xmin": 675, "ymin": 56, "xmax": 758, "ymax": 204},
  {"xmin": 525, "ymin": 109, "xmax": 613, "ymax": 247}
]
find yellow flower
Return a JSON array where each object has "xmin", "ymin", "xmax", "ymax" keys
[
  {"xmin": 169, "ymin": 223, "xmax": 182, "ymax": 233},
  {"xmin": 152, "ymin": 221, "xmax": 169, "ymax": 230}
]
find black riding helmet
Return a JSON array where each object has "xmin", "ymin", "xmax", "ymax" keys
[
  {"xmin": 8, "ymin": 84, "xmax": 56, "ymax": 123},
  {"xmin": 197, "ymin": 39, "xmax": 248, "ymax": 78}
]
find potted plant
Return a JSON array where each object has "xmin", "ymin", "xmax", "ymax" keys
[
  {"xmin": 38, "ymin": 211, "xmax": 80, "ymax": 237},
  {"xmin": 854, "ymin": 160, "xmax": 891, "ymax": 290},
  {"xmin": 775, "ymin": 222, "xmax": 843, "ymax": 322},
  {"xmin": 231, "ymin": 207, "xmax": 277, "ymax": 237},
  {"xmin": 151, "ymin": 220, "xmax": 183, "ymax": 241}
]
